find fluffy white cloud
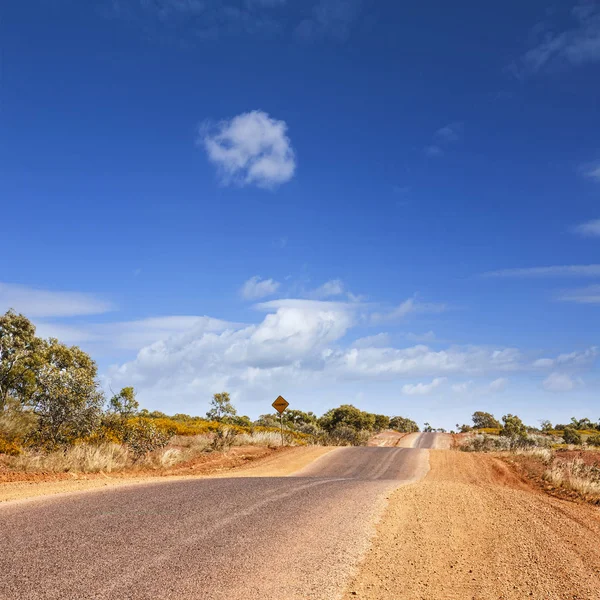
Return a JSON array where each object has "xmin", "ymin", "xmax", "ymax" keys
[
  {"xmin": 559, "ymin": 285, "xmax": 600, "ymax": 304},
  {"xmin": 401, "ymin": 377, "xmax": 447, "ymax": 396},
  {"xmin": 240, "ymin": 276, "xmax": 280, "ymax": 300},
  {"xmin": 483, "ymin": 265, "xmax": 600, "ymax": 278},
  {"xmin": 0, "ymin": 282, "xmax": 113, "ymax": 318},
  {"xmin": 572, "ymin": 219, "xmax": 600, "ymax": 237},
  {"xmin": 543, "ymin": 372, "xmax": 580, "ymax": 393},
  {"xmin": 201, "ymin": 110, "xmax": 296, "ymax": 188}
]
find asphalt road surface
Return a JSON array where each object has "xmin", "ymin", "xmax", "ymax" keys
[{"xmin": 0, "ymin": 444, "xmax": 431, "ymax": 600}]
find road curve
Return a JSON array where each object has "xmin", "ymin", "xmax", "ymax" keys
[{"xmin": 0, "ymin": 444, "xmax": 433, "ymax": 600}]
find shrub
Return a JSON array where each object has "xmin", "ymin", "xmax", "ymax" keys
[
  {"xmin": 460, "ymin": 434, "xmax": 511, "ymax": 452},
  {"xmin": 562, "ymin": 428, "xmax": 582, "ymax": 446},
  {"xmin": 123, "ymin": 418, "xmax": 170, "ymax": 459},
  {"xmin": 588, "ymin": 434, "xmax": 600, "ymax": 448},
  {"xmin": 0, "ymin": 437, "xmax": 21, "ymax": 456},
  {"xmin": 210, "ymin": 427, "xmax": 238, "ymax": 451},
  {"xmin": 324, "ymin": 425, "xmax": 370, "ymax": 446}
]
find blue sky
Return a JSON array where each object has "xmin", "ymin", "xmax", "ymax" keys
[{"xmin": 1, "ymin": 0, "xmax": 599, "ymax": 429}]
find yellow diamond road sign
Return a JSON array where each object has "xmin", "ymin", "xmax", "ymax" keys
[{"xmin": 272, "ymin": 395, "xmax": 289, "ymax": 414}]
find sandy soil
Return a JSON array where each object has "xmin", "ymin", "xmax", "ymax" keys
[
  {"xmin": 344, "ymin": 450, "xmax": 600, "ymax": 600},
  {"xmin": 0, "ymin": 445, "xmax": 334, "ymax": 504}
]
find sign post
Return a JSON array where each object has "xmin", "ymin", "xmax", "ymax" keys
[{"xmin": 271, "ymin": 395, "xmax": 289, "ymax": 447}]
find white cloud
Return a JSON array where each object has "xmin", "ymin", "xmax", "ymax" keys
[
  {"xmin": 0, "ymin": 282, "xmax": 113, "ymax": 318},
  {"xmin": 424, "ymin": 122, "xmax": 462, "ymax": 157},
  {"xmin": 543, "ymin": 372, "xmax": 580, "ymax": 393},
  {"xmin": 559, "ymin": 284, "xmax": 600, "ymax": 304},
  {"xmin": 401, "ymin": 377, "xmax": 447, "ymax": 396},
  {"xmin": 520, "ymin": 3, "xmax": 600, "ymax": 73},
  {"xmin": 582, "ymin": 161, "xmax": 600, "ymax": 181},
  {"xmin": 452, "ymin": 381, "xmax": 474, "ymax": 393},
  {"xmin": 533, "ymin": 347, "xmax": 598, "ymax": 369},
  {"xmin": 435, "ymin": 122, "xmax": 463, "ymax": 143},
  {"xmin": 488, "ymin": 377, "xmax": 508, "ymax": 393},
  {"xmin": 572, "ymin": 219, "xmax": 600, "ymax": 237},
  {"xmin": 351, "ymin": 333, "xmax": 391, "ymax": 349},
  {"xmin": 201, "ymin": 110, "xmax": 296, "ymax": 189},
  {"xmin": 483, "ymin": 265, "xmax": 600, "ymax": 278},
  {"xmin": 371, "ymin": 298, "xmax": 446, "ymax": 323},
  {"xmin": 295, "ymin": 0, "xmax": 362, "ymax": 42},
  {"xmin": 309, "ymin": 279, "xmax": 345, "ymax": 299},
  {"xmin": 36, "ymin": 316, "xmax": 238, "ymax": 351},
  {"xmin": 240, "ymin": 276, "xmax": 280, "ymax": 300},
  {"xmin": 424, "ymin": 145, "xmax": 443, "ymax": 157}
]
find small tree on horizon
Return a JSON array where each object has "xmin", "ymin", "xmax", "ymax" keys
[{"xmin": 206, "ymin": 392, "xmax": 237, "ymax": 422}]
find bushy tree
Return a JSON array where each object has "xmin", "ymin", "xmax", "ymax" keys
[
  {"xmin": 389, "ymin": 416, "xmax": 419, "ymax": 432},
  {"xmin": 540, "ymin": 419, "xmax": 553, "ymax": 432},
  {"xmin": 562, "ymin": 427, "xmax": 582, "ymax": 445},
  {"xmin": 570, "ymin": 417, "xmax": 593, "ymax": 431},
  {"xmin": 373, "ymin": 414, "xmax": 390, "ymax": 431},
  {"xmin": 472, "ymin": 411, "xmax": 501, "ymax": 429},
  {"xmin": 28, "ymin": 339, "xmax": 104, "ymax": 449},
  {"xmin": 109, "ymin": 386, "xmax": 139, "ymax": 418},
  {"xmin": 319, "ymin": 405, "xmax": 375, "ymax": 432},
  {"xmin": 206, "ymin": 392, "xmax": 237, "ymax": 422},
  {"xmin": 0, "ymin": 310, "xmax": 41, "ymax": 411},
  {"xmin": 500, "ymin": 414, "xmax": 527, "ymax": 439},
  {"xmin": 587, "ymin": 433, "xmax": 600, "ymax": 447}
]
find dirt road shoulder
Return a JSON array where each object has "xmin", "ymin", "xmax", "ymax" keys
[
  {"xmin": 0, "ymin": 446, "xmax": 335, "ymax": 504},
  {"xmin": 344, "ymin": 449, "xmax": 600, "ymax": 600}
]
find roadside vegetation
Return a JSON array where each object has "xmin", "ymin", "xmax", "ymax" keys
[
  {"xmin": 0, "ymin": 310, "xmax": 419, "ymax": 475},
  {"xmin": 457, "ymin": 411, "xmax": 600, "ymax": 503}
]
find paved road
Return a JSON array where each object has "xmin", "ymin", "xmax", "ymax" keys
[{"xmin": 0, "ymin": 444, "xmax": 432, "ymax": 600}]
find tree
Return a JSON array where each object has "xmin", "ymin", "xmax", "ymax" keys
[
  {"xmin": 284, "ymin": 409, "xmax": 317, "ymax": 429},
  {"xmin": 472, "ymin": 411, "xmax": 501, "ymax": 429},
  {"xmin": 500, "ymin": 414, "xmax": 527, "ymax": 439},
  {"xmin": 562, "ymin": 427, "xmax": 582, "ymax": 445},
  {"xmin": 570, "ymin": 417, "xmax": 593, "ymax": 431},
  {"xmin": 109, "ymin": 387, "xmax": 139, "ymax": 418},
  {"xmin": 373, "ymin": 414, "xmax": 390, "ymax": 431},
  {"xmin": 0, "ymin": 310, "xmax": 40, "ymax": 411},
  {"xmin": 423, "ymin": 422, "xmax": 433, "ymax": 432},
  {"xmin": 28, "ymin": 339, "xmax": 104, "ymax": 448},
  {"xmin": 389, "ymin": 416, "xmax": 419, "ymax": 433},
  {"xmin": 319, "ymin": 405, "xmax": 375, "ymax": 432},
  {"xmin": 540, "ymin": 419, "xmax": 553, "ymax": 432},
  {"xmin": 206, "ymin": 392, "xmax": 237, "ymax": 422}
]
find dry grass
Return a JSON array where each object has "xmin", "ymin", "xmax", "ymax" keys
[
  {"xmin": 0, "ymin": 429, "xmax": 310, "ymax": 475},
  {"xmin": 543, "ymin": 458, "xmax": 600, "ymax": 500},
  {"xmin": 4, "ymin": 443, "xmax": 131, "ymax": 473},
  {"xmin": 512, "ymin": 446, "xmax": 554, "ymax": 465}
]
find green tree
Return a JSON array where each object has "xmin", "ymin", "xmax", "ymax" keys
[
  {"xmin": 562, "ymin": 427, "xmax": 582, "ymax": 445},
  {"xmin": 500, "ymin": 414, "xmax": 527, "ymax": 439},
  {"xmin": 373, "ymin": 414, "xmax": 390, "ymax": 432},
  {"xmin": 540, "ymin": 419, "xmax": 553, "ymax": 432},
  {"xmin": 0, "ymin": 310, "xmax": 41, "ymax": 411},
  {"xmin": 472, "ymin": 411, "xmax": 501, "ymax": 429},
  {"xmin": 284, "ymin": 409, "xmax": 318, "ymax": 429},
  {"xmin": 570, "ymin": 417, "xmax": 593, "ymax": 430},
  {"xmin": 29, "ymin": 339, "xmax": 104, "ymax": 448},
  {"xmin": 319, "ymin": 405, "xmax": 375, "ymax": 432},
  {"xmin": 206, "ymin": 392, "xmax": 237, "ymax": 422},
  {"xmin": 109, "ymin": 387, "xmax": 139, "ymax": 418},
  {"xmin": 389, "ymin": 416, "xmax": 419, "ymax": 433}
]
